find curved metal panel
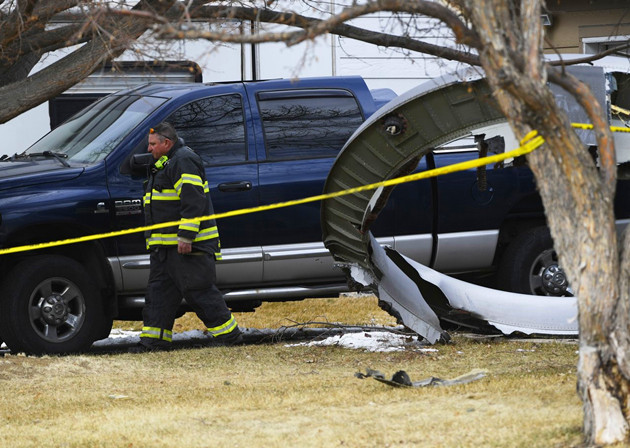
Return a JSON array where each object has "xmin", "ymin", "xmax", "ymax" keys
[{"xmin": 322, "ymin": 71, "xmax": 505, "ymax": 269}]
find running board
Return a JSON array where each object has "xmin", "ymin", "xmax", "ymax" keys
[{"xmin": 118, "ymin": 283, "xmax": 349, "ymax": 309}]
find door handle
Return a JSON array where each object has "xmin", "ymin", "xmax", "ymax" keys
[
  {"xmin": 94, "ymin": 202, "xmax": 109, "ymax": 214},
  {"xmin": 218, "ymin": 181, "xmax": 253, "ymax": 192}
]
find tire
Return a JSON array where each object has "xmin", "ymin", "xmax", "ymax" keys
[
  {"xmin": 497, "ymin": 227, "xmax": 573, "ymax": 297},
  {"xmin": 0, "ymin": 255, "xmax": 113, "ymax": 355}
]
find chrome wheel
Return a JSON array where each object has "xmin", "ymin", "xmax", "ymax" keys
[
  {"xmin": 497, "ymin": 226, "xmax": 574, "ymax": 297},
  {"xmin": 529, "ymin": 249, "xmax": 572, "ymax": 296},
  {"xmin": 29, "ymin": 277, "xmax": 86, "ymax": 343}
]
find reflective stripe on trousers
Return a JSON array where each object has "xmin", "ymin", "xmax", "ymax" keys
[
  {"xmin": 140, "ymin": 326, "xmax": 173, "ymax": 342},
  {"xmin": 142, "ymin": 248, "xmax": 233, "ymax": 343},
  {"xmin": 207, "ymin": 314, "xmax": 238, "ymax": 337}
]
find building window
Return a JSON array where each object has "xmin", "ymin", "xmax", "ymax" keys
[
  {"xmin": 583, "ymin": 36, "xmax": 630, "ymax": 56},
  {"xmin": 49, "ymin": 61, "xmax": 201, "ymax": 129}
]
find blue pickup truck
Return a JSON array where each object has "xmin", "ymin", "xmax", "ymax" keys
[{"xmin": 0, "ymin": 74, "xmax": 625, "ymax": 354}]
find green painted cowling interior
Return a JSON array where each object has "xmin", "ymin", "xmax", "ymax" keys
[{"xmin": 321, "ymin": 77, "xmax": 506, "ymax": 268}]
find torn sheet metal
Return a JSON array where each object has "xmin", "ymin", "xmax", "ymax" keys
[
  {"xmin": 361, "ymin": 239, "xmax": 447, "ymax": 344},
  {"xmin": 355, "ymin": 368, "xmax": 488, "ymax": 388},
  {"xmin": 320, "ymin": 66, "xmax": 605, "ymax": 342},
  {"xmin": 350, "ymin": 234, "xmax": 578, "ymax": 341}
]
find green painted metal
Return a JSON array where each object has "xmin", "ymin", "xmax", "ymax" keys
[{"xmin": 321, "ymin": 76, "xmax": 505, "ymax": 269}]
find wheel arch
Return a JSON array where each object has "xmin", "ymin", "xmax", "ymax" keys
[
  {"xmin": 493, "ymin": 190, "xmax": 548, "ymax": 267},
  {"xmin": 0, "ymin": 222, "xmax": 117, "ymax": 318}
]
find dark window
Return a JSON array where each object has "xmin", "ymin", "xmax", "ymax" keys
[
  {"xmin": 258, "ymin": 90, "xmax": 364, "ymax": 160},
  {"xmin": 49, "ymin": 61, "xmax": 201, "ymax": 130},
  {"xmin": 49, "ymin": 94, "xmax": 107, "ymax": 129},
  {"xmin": 167, "ymin": 94, "xmax": 246, "ymax": 165}
]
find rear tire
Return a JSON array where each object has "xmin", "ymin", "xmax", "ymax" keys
[
  {"xmin": 497, "ymin": 227, "xmax": 573, "ymax": 297},
  {"xmin": 0, "ymin": 255, "xmax": 113, "ymax": 355}
]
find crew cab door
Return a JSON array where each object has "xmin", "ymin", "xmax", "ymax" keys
[
  {"xmin": 246, "ymin": 84, "xmax": 386, "ymax": 285},
  {"xmin": 164, "ymin": 92, "xmax": 262, "ymax": 288},
  {"xmin": 430, "ymin": 132, "xmax": 523, "ymax": 273},
  {"xmin": 108, "ymin": 89, "xmax": 262, "ymax": 292}
]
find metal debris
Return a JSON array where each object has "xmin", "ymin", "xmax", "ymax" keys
[{"xmin": 355, "ymin": 368, "xmax": 488, "ymax": 388}]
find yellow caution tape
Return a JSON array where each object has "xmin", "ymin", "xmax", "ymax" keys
[
  {"xmin": 574, "ymin": 123, "xmax": 630, "ymax": 132},
  {"xmin": 0, "ymin": 123, "xmax": 624, "ymax": 255}
]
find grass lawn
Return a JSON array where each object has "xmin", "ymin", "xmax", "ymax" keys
[{"xmin": 0, "ymin": 295, "xmax": 586, "ymax": 448}]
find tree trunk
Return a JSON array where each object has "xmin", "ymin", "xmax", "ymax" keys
[{"xmin": 456, "ymin": 0, "xmax": 630, "ymax": 444}]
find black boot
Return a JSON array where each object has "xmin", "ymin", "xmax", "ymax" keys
[
  {"xmin": 212, "ymin": 327, "xmax": 243, "ymax": 346},
  {"xmin": 128, "ymin": 340, "xmax": 172, "ymax": 353}
]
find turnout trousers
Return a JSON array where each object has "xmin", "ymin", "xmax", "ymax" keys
[{"xmin": 140, "ymin": 247, "xmax": 237, "ymax": 347}]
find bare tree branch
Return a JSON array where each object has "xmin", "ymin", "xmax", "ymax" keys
[
  {"xmin": 547, "ymin": 41, "xmax": 630, "ymax": 66},
  {"xmin": 191, "ymin": 2, "xmax": 477, "ymax": 45},
  {"xmin": 86, "ymin": 3, "xmax": 480, "ymax": 66},
  {"xmin": 0, "ymin": 0, "xmax": 178, "ymax": 124},
  {"xmin": 0, "ymin": 0, "xmax": 79, "ymax": 47}
]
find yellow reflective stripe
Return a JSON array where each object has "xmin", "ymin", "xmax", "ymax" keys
[
  {"xmin": 174, "ymin": 174, "xmax": 204, "ymax": 195},
  {"xmin": 143, "ymin": 192, "xmax": 151, "ymax": 205},
  {"xmin": 215, "ymin": 252, "xmax": 223, "ymax": 261},
  {"xmin": 147, "ymin": 240, "xmax": 178, "ymax": 247},
  {"xmin": 147, "ymin": 233, "xmax": 178, "ymax": 246},
  {"xmin": 140, "ymin": 326, "xmax": 173, "ymax": 342},
  {"xmin": 208, "ymin": 315, "xmax": 237, "ymax": 337},
  {"xmin": 193, "ymin": 226, "xmax": 219, "ymax": 242},
  {"xmin": 151, "ymin": 189, "xmax": 179, "ymax": 201},
  {"xmin": 179, "ymin": 221, "xmax": 200, "ymax": 232},
  {"xmin": 147, "ymin": 228, "xmax": 218, "ymax": 246}
]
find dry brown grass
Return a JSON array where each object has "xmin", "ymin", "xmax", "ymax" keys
[
  {"xmin": 114, "ymin": 294, "xmax": 399, "ymax": 332},
  {"xmin": 0, "ymin": 295, "xmax": 587, "ymax": 448}
]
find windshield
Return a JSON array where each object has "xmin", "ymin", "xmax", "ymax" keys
[{"xmin": 25, "ymin": 95, "xmax": 167, "ymax": 164}]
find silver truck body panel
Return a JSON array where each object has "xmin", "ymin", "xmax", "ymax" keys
[{"xmin": 433, "ymin": 230, "xmax": 499, "ymax": 272}]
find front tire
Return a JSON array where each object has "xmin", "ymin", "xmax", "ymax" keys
[
  {"xmin": 0, "ymin": 255, "xmax": 113, "ymax": 355},
  {"xmin": 497, "ymin": 227, "xmax": 573, "ymax": 297}
]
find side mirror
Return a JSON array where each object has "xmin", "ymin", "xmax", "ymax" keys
[{"xmin": 129, "ymin": 153, "xmax": 154, "ymax": 177}]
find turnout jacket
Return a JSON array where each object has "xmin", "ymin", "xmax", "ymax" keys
[{"xmin": 143, "ymin": 139, "xmax": 221, "ymax": 258}]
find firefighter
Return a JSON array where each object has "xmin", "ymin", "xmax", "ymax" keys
[{"xmin": 131, "ymin": 121, "xmax": 242, "ymax": 352}]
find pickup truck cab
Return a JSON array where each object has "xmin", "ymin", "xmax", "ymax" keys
[{"xmin": 0, "ymin": 76, "xmax": 398, "ymax": 354}]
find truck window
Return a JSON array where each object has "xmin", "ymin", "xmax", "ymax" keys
[
  {"xmin": 26, "ymin": 94, "xmax": 166, "ymax": 164},
  {"xmin": 257, "ymin": 90, "xmax": 364, "ymax": 160},
  {"xmin": 167, "ymin": 94, "xmax": 246, "ymax": 165}
]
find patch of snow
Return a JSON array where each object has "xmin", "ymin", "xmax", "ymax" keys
[
  {"xmin": 92, "ymin": 329, "xmax": 211, "ymax": 347},
  {"xmin": 1, "ymin": 328, "xmax": 428, "ymax": 353},
  {"xmin": 285, "ymin": 331, "xmax": 436, "ymax": 352},
  {"xmin": 93, "ymin": 329, "xmax": 140, "ymax": 346}
]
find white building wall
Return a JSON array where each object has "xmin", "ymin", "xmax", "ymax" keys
[{"xmin": 0, "ymin": 5, "xmax": 461, "ymax": 155}]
